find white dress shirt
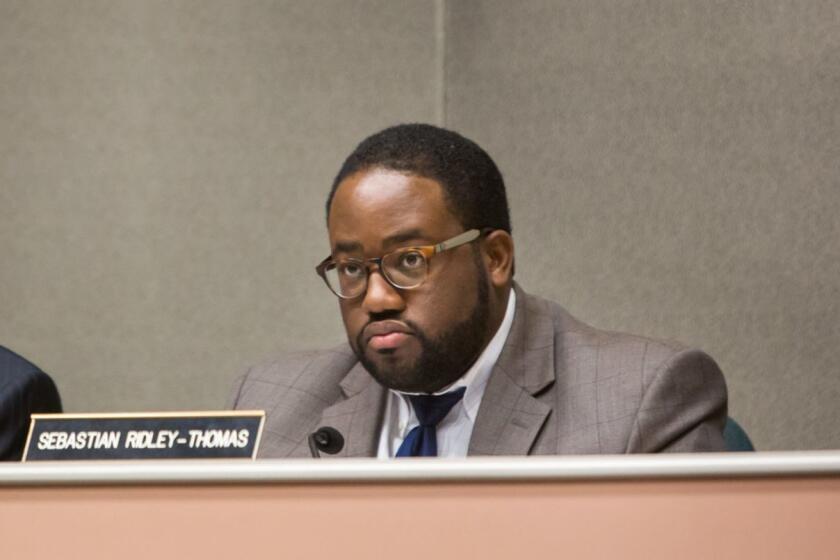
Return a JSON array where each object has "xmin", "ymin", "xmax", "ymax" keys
[{"xmin": 376, "ymin": 289, "xmax": 517, "ymax": 458}]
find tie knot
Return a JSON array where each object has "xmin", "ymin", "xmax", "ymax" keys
[{"xmin": 408, "ymin": 387, "xmax": 466, "ymax": 428}]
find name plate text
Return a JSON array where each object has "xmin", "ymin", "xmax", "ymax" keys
[{"xmin": 23, "ymin": 411, "xmax": 264, "ymax": 461}]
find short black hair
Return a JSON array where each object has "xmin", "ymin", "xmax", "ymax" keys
[{"xmin": 326, "ymin": 124, "xmax": 511, "ymax": 233}]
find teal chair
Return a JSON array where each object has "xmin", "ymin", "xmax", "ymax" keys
[{"xmin": 723, "ymin": 417, "xmax": 754, "ymax": 451}]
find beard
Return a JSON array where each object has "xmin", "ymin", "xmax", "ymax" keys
[{"xmin": 355, "ymin": 264, "xmax": 491, "ymax": 394}]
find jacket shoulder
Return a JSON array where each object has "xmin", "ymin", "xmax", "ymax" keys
[
  {"xmin": 0, "ymin": 346, "xmax": 63, "ymax": 460},
  {"xmin": 228, "ymin": 344, "xmax": 358, "ymax": 410},
  {"xmin": 518, "ymin": 290, "xmax": 727, "ymax": 453},
  {"xmin": 523, "ymin": 291, "xmax": 690, "ymax": 375}
]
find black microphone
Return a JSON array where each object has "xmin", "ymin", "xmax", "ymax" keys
[{"xmin": 308, "ymin": 426, "xmax": 344, "ymax": 458}]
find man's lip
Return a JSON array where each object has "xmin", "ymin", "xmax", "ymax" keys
[{"xmin": 362, "ymin": 320, "xmax": 413, "ymax": 347}]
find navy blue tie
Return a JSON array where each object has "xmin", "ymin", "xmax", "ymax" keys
[{"xmin": 395, "ymin": 387, "xmax": 466, "ymax": 457}]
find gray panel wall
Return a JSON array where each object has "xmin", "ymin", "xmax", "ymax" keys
[
  {"xmin": 447, "ymin": 1, "xmax": 840, "ymax": 450},
  {"xmin": 1, "ymin": 1, "xmax": 441, "ymax": 411},
  {"xmin": 2, "ymin": 1, "xmax": 838, "ymax": 450}
]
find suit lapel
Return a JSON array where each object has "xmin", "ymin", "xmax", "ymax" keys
[
  {"xmin": 468, "ymin": 285, "xmax": 555, "ymax": 456},
  {"xmin": 316, "ymin": 361, "xmax": 386, "ymax": 457},
  {"xmin": 310, "ymin": 285, "xmax": 558, "ymax": 458}
]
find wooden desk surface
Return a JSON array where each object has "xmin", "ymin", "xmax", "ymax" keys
[{"xmin": 2, "ymin": 452, "xmax": 839, "ymax": 560}]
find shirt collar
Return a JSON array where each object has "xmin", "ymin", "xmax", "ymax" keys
[{"xmin": 392, "ymin": 288, "xmax": 517, "ymax": 422}]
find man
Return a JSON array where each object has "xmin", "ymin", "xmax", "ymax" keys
[
  {"xmin": 229, "ymin": 124, "xmax": 727, "ymax": 458},
  {"xmin": 1, "ymin": 346, "xmax": 63, "ymax": 460}
]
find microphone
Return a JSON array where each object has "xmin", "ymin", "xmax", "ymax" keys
[{"xmin": 308, "ymin": 426, "xmax": 344, "ymax": 458}]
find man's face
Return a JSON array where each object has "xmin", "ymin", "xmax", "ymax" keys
[{"xmin": 327, "ymin": 168, "xmax": 491, "ymax": 394}]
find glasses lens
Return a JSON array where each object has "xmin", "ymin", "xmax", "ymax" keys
[
  {"xmin": 383, "ymin": 250, "xmax": 428, "ymax": 288},
  {"xmin": 324, "ymin": 260, "xmax": 366, "ymax": 298}
]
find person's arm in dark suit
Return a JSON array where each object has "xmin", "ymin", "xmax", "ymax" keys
[{"xmin": 0, "ymin": 346, "xmax": 63, "ymax": 461}]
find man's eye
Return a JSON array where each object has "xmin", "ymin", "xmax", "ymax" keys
[
  {"xmin": 398, "ymin": 252, "xmax": 425, "ymax": 269},
  {"xmin": 340, "ymin": 263, "xmax": 364, "ymax": 278}
]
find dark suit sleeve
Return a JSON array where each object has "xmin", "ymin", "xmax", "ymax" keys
[
  {"xmin": 0, "ymin": 363, "xmax": 63, "ymax": 461},
  {"xmin": 626, "ymin": 349, "xmax": 728, "ymax": 453}
]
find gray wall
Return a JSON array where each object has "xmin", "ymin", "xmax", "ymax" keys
[
  {"xmin": 2, "ymin": 1, "xmax": 838, "ymax": 450},
  {"xmin": 1, "ymin": 1, "xmax": 441, "ymax": 410},
  {"xmin": 447, "ymin": 1, "xmax": 840, "ymax": 450}
]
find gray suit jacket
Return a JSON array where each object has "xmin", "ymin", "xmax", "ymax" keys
[{"xmin": 229, "ymin": 286, "xmax": 728, "ymax": 457}]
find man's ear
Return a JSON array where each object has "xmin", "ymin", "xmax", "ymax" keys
[{"xmin": 482, "ymin": 230, "xmax": 515, "ymax": 288}]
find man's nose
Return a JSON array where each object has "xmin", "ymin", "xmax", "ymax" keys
[{"xmin": 362, "ymin": 269, "xmax": 406, "ymax": 315}]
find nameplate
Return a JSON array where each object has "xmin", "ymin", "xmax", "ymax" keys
[{"xmin": 22, "ymin": 411, "xmax": 265, "ymax": 461}]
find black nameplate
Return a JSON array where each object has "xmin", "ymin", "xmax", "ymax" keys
[{"xmin": 22, "ymin": 411, "xmax": 265, "ymax": 461}]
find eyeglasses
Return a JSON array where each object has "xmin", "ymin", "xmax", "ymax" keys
[{"xmin": 316, "ymin": 229, "xmax": 485, "ymax": 299}]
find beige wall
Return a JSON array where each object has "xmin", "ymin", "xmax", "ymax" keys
[{"xmin": 2, "ymin": 1, "xmax": 838, "ymax": 450}]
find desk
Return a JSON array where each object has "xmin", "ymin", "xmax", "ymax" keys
[{"xmin": 2, "ymin": 452, "xmax": 839, "ymax": 559}]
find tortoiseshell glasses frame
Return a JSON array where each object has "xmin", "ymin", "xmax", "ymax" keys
[{"xmin": 315, "ymin": 229, "xmax": 489, "ymax": 299}]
